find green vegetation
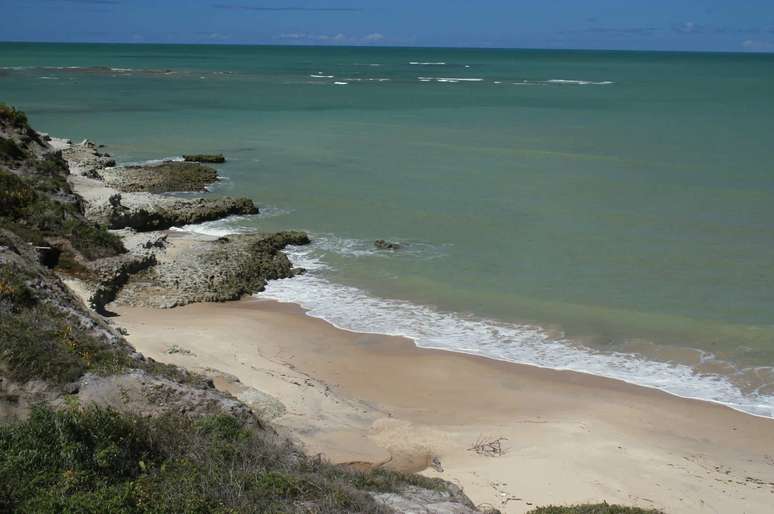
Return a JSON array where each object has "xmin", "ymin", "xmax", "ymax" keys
[
  {"xmin": 183, "ymin": 153, "xmax": 226, "ymax": 163},
  {"xmin": 0, "ymin": 168, "xmax": 124, "ymax": 260},
  {"xmin": 0, "ymin": 265, "xmax": 132, "ymax": 384},
  {"xmin": 0, "ymin": 103, "xmax": 30, "ymax": 129},
  {"xmin": 0, "ymin": 136, "xmax": 27, "ymax": 161},
  {"xmin": 0, "ymin": 261, "xmax": 206, "ymax": 387},
  {"xmin": 0, "ymin": 405, "xmax": 446, "ymax": 513},
  {"xmin": 527, "ymin": 503, "xmax": 663, "ymax": 514}
]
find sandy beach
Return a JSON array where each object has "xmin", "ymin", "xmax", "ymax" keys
[{"xmin": 112, "ymin": 297, "xmax": 774, "ymax": 514}]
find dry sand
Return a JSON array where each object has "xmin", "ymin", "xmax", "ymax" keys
[{"xmin": 113, "ymin": 297, "xmax": 774, "ymax": 513}]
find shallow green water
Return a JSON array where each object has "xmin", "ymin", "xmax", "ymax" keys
[{"xmin": 2, "ymin": 43, "xmax": 773, "ymax": 415}]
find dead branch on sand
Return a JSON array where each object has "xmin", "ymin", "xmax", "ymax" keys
[{"xmin": 468, "ymin": 436, "xmax": 508, "ymax": 457}]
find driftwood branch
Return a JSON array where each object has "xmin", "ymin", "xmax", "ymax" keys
[{"xmin": 468, "ymin": 436, "xmax": 508, "ymax": 457}]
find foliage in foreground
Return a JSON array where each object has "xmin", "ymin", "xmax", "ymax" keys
[
  {"xmin": 0, "ymin": 405, "xmax": 447, "ymax": 513},
  {"xmin": 527, "ymin": 503, "xmax": 663, "ymax": 514}
]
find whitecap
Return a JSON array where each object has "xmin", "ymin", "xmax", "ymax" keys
[
  {"xmin": 418, "ymin": 77, "xmax": 484, "ymax": 83},
  {"xmin": 545, "ymin": 79, "xmax": 615, "ymax": 85},
  {"xmin": 118, "ymin": 156, "xmax": 184, "ymax": 167}
]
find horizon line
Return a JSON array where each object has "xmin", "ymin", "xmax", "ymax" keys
[{"xmin": 0, "ymin": 39, "xmax": 772, "ymax": 56}]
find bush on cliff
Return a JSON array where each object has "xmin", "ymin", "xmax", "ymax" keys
[
  {"xmin": 0, "ymin": 103, "xmax": 29, "ymax": 129},
  {"xmin": 0, "ymin": 167, "xmax": 124, "ymax": 260},
  {"xmin": 0, "ymin": 405, "xmax": 450, "ymax": 513},
  {"xmin": 0, "ymin": 264, "xmax": 132, "ymax": 384}
]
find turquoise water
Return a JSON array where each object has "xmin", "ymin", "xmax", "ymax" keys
[{"xmin": 3, "ymin": 43, "xmax": 774, "ymax": 416}]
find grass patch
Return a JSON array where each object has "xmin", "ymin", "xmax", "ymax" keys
[
  {"xmin": 0, "ymin": 265, "xmax": 131, "ymax": 384},
  {"xmin": 0, "ymin": 405, "xmax": 447, "ymax": 513},
  {"xmin": 527, "ymin": 504, "xmax": 664, "ymax": 514},
  {"xmin": 0, "ymin": 168, "xmax": 124, "ymax": 260},
  {"xmin": 0, "ymin": 136, "xmax": 27, "ymax": 161}
]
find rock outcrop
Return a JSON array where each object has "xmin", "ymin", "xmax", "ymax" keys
[
  {"xmin": 101, "ymin": 161, "xmax": 219, "ymax": 193},
  {"xmin": 375, "ymin": 239, "xmax": 402, "ymax": 251},
  {"xmin": 115, "ymin": 231, "xmax": 310, "ymax": 309},
  {"xmin": 89, "ymin": 192, "xmax": 258, "ymax": 232},
  {"xmin": 60, "ymin": 139, "xmax": 116, "ymax": 178},
  {"xmin": 88, "ymin": 252, "xmax": 157, "ymax": 313},
  {"xmin": 371, "ymin": 484, "xmax": 495, "ymax": 514},
  {"xmin": 183, "ymin": 153, "xmax": 226, "ymax": 163}
]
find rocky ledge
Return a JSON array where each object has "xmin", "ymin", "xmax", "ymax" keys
[
  {"xmin": 183, "ymin": 153, "xmax": 225, "ymax": 163},
  {"xmin": 55, "ymin": 138, "xmax": 310, "ymax": 312},
  {"xmin": 56, "ymin": 140, "xmax": 257, "ymax": 232},
  {"xmin": 101, "ymin": 160, "xmax": 219, "ymax": 193},
  {"xmin": 111, "ymin": 230, "xmax": 310, "ymax": 309},
  {"xmin": 90, "ymin": 192, "xmax": 257, "ymax": 232}
]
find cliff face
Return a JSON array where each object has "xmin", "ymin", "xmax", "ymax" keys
[
  {"xmin": 0, "ymin": 105, "xmax": 245, "ymax": 422},
  {"xmin": 0, "ymin": 105, "xmax": 492, "ymax": 514}
]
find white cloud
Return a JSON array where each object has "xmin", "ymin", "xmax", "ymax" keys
[
  {"xmin": 277, "ymin": 32, "xmax": 385, "ymax": 44},
  {"xmin": 742, "ymin": 39, "xmax": 774, "ymax": 51}
]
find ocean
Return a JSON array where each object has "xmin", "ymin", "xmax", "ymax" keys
[{"xmin": 2, "ymin": 42, "xmax": 773, "ymax": 416}]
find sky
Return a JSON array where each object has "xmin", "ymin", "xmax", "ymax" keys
[{"xmin": 2, "ymin": 0, "xmax": 774, "ymax": 52}]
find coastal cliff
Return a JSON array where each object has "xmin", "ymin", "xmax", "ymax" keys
[{"xmin": 0, "ymin": 105, "xmax": 497, "ymax": 513}]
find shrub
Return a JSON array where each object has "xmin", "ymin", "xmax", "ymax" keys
[
  {"xmin": 0, "ymin": 168, "xmax": 124, "ymax": 260},
  {"xmin": 0, "ymin": 264, "xmax": 132, "ymax": 384},
  {"xmin": 0, "ymin": 103, "xmax": 30, "ymax": 129},
  {"xmin": 0, "ymin": 168, "xmax": 36, "ymax": 217},
  {"xmin": 0, "ymin": 406, "xmax": 427, "ymax": 513},
  {"xmin": 0, "ymin": 136, "xmax": 27, "ymax": 161}
]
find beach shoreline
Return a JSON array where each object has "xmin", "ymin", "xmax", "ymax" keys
[
  {"xmin": 49, "ymin": 130, "xmax": 774, "ymax": 513},
  {"xmin": 111, "ymin": 295, "xmax": 774, "ymax": 514}
]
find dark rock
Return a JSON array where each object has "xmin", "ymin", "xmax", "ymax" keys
[
  {"xmin": 62, "ymin": 382, "xmax": 80, "ymax": 395},
  {"xmin": 35, "ymin": 245, "xmax": 61, "ymax": 268},
  {"xmin": 141, "ymin": 235, "xmax": 168, "ymax": 249},
  {"xmin": 375, "ymin": 239, "xmax": 401, "ymax": 251},
  {"xmin": 183, "ymin": 153, "xmax": 226, "ymax": 163},
  {"xmin": 89, "ymin": 253, "xmax": 157, "ymax": 314},
  {"xmin": 98, "ymin": 195, "xmax": 258, "ymax": 232}
]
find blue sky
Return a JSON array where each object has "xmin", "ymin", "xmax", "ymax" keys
[{"xmin": 3, "ymin": 0, "xmax": 774, "ymax": 52}]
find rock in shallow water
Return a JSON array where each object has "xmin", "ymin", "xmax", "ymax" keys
[
  {"xmin": 183, "ymin": 153, "xmax": 226, "ymax": 163},
  {"xmin": 102, "ymin": 161, "xmax": 219, "ymax": 193},
  {"xmin": 375, "ymin": 239, "xmax": 401, "ymax": 251},
  {"xmin": 90, "ymin": 193, "xmax": 258, "ymax": 232}
]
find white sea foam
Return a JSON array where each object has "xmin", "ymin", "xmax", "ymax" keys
[
  {"xmin": 255, "ymin": 242, "xmax": 774, "ymax": 419},
  {"xmin": 511, "ymin": 79, "xmax": 614, "ymax": 86},
  {"xmin": 333, "ymin": 81, "xmax": 349, "ymax": 85},
  {"xmin": 310, "ymin": 74, "xmax": 334, "ymax": 78},
  {"xmin": 546, "ymin": 79, "xmax": 615, "ymax": 85},
  {"xmin": 171, "ymin": 208, "xmax": 291, "ymax": 237},
  {"xmin": 170, "ymin": 215, "xmax": 257, "ymax": 237},
  {"xmin": 417, "ymin": 77, "xmax": 484, "ymax": 83},
  {"xmin": 173, "ymin": 215, "xmax": 774, "ymax": 418},
  {"xmin": 119, "ymin": 156, "xmax": 184, "ymax": 167}
]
